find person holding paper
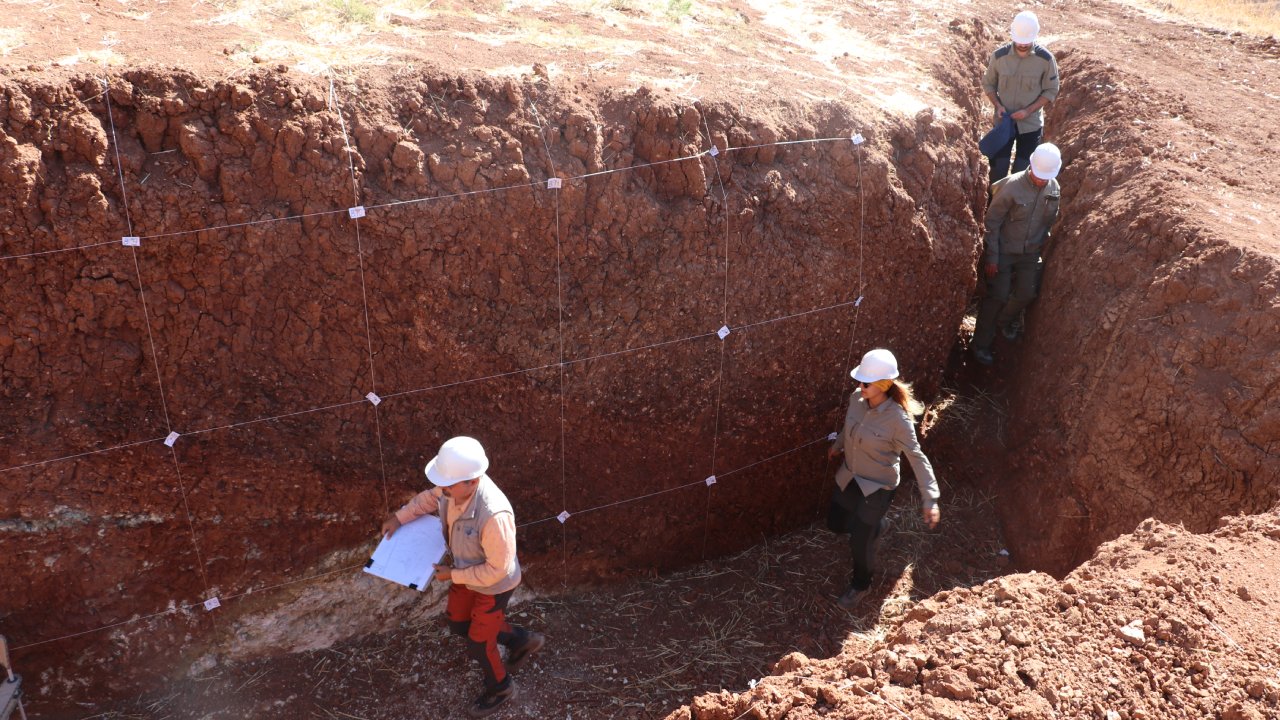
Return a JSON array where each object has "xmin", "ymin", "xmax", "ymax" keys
[
  {"xmin": 826, "ymin": 349, "xmax": 941, "ymax": 610},
  {"xmin": 380, "ymin": 436, "xmax": 544, "ymax": 718}
]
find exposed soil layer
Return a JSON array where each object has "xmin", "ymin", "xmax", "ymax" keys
[
  {"xmin": 3, "ymin": 0, "xmax": 1280, "ymax": 716},
  {"xmin": 672, "ymin": 509, "xmax": 1280, "ymax": 720},
  {"xmin": 0, "ymin": 57, "xmax": 980, "ymax": 710}
]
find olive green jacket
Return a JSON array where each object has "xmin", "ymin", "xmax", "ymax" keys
[
  {"xmin": 984, "ymin": 170, "xmax": 1061, "ymax": 264},
  {"xmin": 982, "ymin": 43, "xmax": 1060, "ymax": 133}
]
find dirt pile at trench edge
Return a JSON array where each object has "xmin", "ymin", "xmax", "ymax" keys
[
  {"xmin": 670, "ymin": 508, "xmax": 1280, "ymax": 720},
  {"xmin": 0, "ymin": 65, "xmax": 984, "ymax": 702}
]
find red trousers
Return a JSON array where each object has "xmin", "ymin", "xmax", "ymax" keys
[{"xmin": 446, "ymin": 584, "xmax": 519, "ymax": 690}]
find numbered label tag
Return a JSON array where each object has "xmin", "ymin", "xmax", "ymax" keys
[
  {"xmin": 348, "ymin": 206, "xmax": 366, "ymax": 219},
  {"xmin": 164, "ymin": 432, "xmax": 180, "ymax": 447},
  {"xmin": 122, "ymin": 236, "xmax": 141, "ymax": 247}
]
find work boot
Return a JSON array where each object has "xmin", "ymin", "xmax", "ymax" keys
[
  {"xmin": 467, "ymin": 677, "xmax": 517, "ymax": 718},
  {"xmin": 506, "ymin": 632, "xmax": 545, "ymax": 673},
  {"xmin": 972, "ymin": 347, "xmax": 994, "ymax": 366},
  {"xmin": 836, "ymin": 587, "xmax": 865, "ymax": 610}
]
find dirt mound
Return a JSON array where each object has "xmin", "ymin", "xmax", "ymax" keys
[{"xmin": 669, "ymin": 508, "xmax": 1280, "ymax": 720}]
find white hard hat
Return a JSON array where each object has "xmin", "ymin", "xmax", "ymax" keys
[
  {"xmin": 851, "ymin": 348, "xmax": 900, "ymax": 383},
  {"xmin": 424, "ymin": 436, "xmax": 490, "ymax": 487},
  {"xmin": 1010, "ymin": 10, "xmax": 1040, "ymax": 44},
  {"xmin": 1029, "ymin": 143, "xmax": 1062, "ymax": 180}
]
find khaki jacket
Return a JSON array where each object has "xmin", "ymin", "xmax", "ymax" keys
[
  {"xmin": 982, "ymin": 43, "xmax": 1060, "ymax": 133},
  {"xmin": 832, "ymin": 394, "xmax": 940, "ymax": 511},
  {"xmin": 984, "ymin": 170, "xmax": 1061, "ymax": 263}
]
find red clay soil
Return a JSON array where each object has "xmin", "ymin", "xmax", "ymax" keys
[
  {"xmin": 2, "ymin": 0, "xmax": 1279, "ymax": 717},
  {"xmin": 671, "ymin": 509, "xmax": 1280, "ymax": 720},
  {"xmin": 0, "ymin": 8, "xmax": 982, "ymax": 711}
]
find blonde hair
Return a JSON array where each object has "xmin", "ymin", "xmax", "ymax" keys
[{"xmin": 887, "ymin": 380, "xmax": 925, "ymax": 417}]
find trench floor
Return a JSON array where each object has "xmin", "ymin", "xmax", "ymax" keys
[{"xmin": 86, "ymin": 482, "xmax": 1006, "ymax": 720}]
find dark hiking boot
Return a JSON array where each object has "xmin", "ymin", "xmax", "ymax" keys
[
  {"xmin": 467, "ymin": 677, "xmax": 517, "ymax": 719},
  {"xmin": 836, "ymin": 587, "xmax": 866, "ymax": 611},
  {"xmin": 972, "ymin": 347, "xmax": 994, "ymax": 366},
  {"xmin": 506, "ymin": 632, "xmax": 545, "ymax": 673}
]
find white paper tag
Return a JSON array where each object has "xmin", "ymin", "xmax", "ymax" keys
[
  {"xmin": 164, "ymin": 431, "xmax": 180, "ymax": 447},
  {"xmin": 121, "ymin": 236, "xmax": 140, "ymax": 247},
  {"xmin": 717, "ymin": 325, "xmax": 731, "ymax": 340},
  {"xmin": 365, "ymin": 392, "xmax": 381, "ymax": 406},
  {"xmin": 547, "ymin": 177, "xmax": 562, "ymax": 189},
  {"xmin": 827, "ymin": 432, "xmax": 838, "ymax": 441},
  {"xmin": 705, "ymin": 475, "xmax": 717, "ymax": 487},
  {"xmin": 203, "ymin": 597, "xmax": 221, "ymax": 611},
  {"xmin": 348, "ymin": 206, "xmax": 366, "ymax": 219},
  {"xmin": 557, "ymin": 511, "xmax": 571, "ymax": 524},
  {"xmin": 851, "ymin": 133, "xmax": 865, "ymax": 145},
  {"xmin": 708, "ymin": 145, "xmax": 720, "ymax": 157},
  {"xmin": 855, "ymin": 296, "xmax": 864, "ymax": 307}
]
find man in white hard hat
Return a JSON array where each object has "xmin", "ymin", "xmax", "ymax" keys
[
  {"xmin": 380, "ymin": 436, "xmax": 544, "ymax": 718},
  {"xmin": 981, "ymin": 10, "xmax": 1060, "ymax": 185},
  {"xmin": 972, "ymin": 143, "xmax": 1063, "ymax": 366}
]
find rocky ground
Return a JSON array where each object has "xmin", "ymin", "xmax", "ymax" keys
[{"xmin": 672, "ymin": 509, "xmax": 1280, "ymax": 720}]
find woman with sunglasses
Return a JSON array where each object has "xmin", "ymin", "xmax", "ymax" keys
[{"xmin": 826, "ymin": 348, "xmax": 941, "ymax": 610}]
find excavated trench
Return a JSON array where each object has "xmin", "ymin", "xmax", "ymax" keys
[{"xmin": 1, "ymin": 18, "xmax": 1277, "ymax": 719}]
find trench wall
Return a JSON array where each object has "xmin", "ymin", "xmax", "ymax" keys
[
  {"xmin": 0, "ymin": 69, "xmax": 983, "ymax": 699},
  {"xmin": 995, "ymin": 51, "xmax": 1280, "ymax": 572}
]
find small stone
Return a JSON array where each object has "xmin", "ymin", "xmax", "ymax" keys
[
  {"xmin": 1237, "ymin": 586, "xmax": 1252, "ymax": 601},
  {"xmin": 1117, "ymin": 621, "xmax": 1146, "ymax": 646}
]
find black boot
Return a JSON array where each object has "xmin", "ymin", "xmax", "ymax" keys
[{"xmin": 467, "ymin": 677, "xmax": 516, "ymax": 718}]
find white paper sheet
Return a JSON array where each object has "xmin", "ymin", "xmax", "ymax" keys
[{"xmin": 363, "ymin": 515, "xmax": 446, "ymax": 591}]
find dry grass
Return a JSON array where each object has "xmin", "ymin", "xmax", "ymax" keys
[{"xmin": 1132, "ymin": 0, "xmax": 1280, "ymax": 37}]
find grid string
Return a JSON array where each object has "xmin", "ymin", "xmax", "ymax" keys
[
  {"xmin": 0, "ymin": 298, "xmax": 865, "ymax": 477},
  {"xmin": 103, "ymin": 75, "xmax": 215, "ymax": 609},
  {"xmin": 11, "ymin": 430, "xmax": 829, "ymax": 651}
]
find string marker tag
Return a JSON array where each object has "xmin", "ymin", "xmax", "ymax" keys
[
  {"xmin": 348, "ymin": 206, "xmax": 366, "ymax": 219},
  {"xmin": 851, "ymin": 133, "xmax": 865, "ymax": 145},
  {"xmin": 164, "ymin": 431, "xmax": 180, "ymax": 447},
  {"xmin": 203, "ymin": 596, "xmax": 221, "ymax": 611},
  {"xmin": 365, "ymin": 392, "xmax": 381, "ymax": 406},
  {"xmin": 557, "ymin": 511, "xmax": 571, "ymax": 524},
  {"xmin": 705, "ymin": 475, "xmax": 717, "ymax": 487},
  {"xmin": 547, "ymin": 177, "xmax": 562, "ymax": 189},
  {"xmin": 827, "ymin": 432, "xmax": 838, "ymax": 441},
  {"xmin": 717, "ymin": 325, "xmax": 731, "ymax": 340},
  {"xmin": 855, "ymin": 296, "xmax": 864, "ymax": 307},
  {"xmin": 122, "ymin": 236, "xmax": 140, "ymax": 247},
  {"xmin": 708, "ymin": 145, "xmax": 720, "ymax": 157}
]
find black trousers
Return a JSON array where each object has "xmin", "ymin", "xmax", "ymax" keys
[
  {"xmin": 989, "ymin": 127, "xmax": 1043, "ymax": 185},
  {"xmin": 830, "ymin": 484, "xmax": 896, "ymax": 592}
]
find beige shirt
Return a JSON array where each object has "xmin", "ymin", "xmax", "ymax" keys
[
  {"xmin": 982, "ymin": 43, "xmax": 1060, "ymax": 134},
  {"xmin": 831, "ymin": 394, "xmax": 940, "ymax": 511},
  {"xmin": 395, "ymin": 485, "xmax": 518, "ymax": 589}
]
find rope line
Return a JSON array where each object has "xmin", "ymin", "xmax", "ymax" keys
[
  {"xmin": 9, "ymin": 429, "xmax": 831, "ymax": 652},
  {"xmin": 521, "ymin": 87, "xmax": 571, "ymax": 589},
  {"xmin": 0, "ymin": 136, "xmax": 854, "ymax": 263},
  {"xmin": 0, "ymin": 298, "xmax": 854, "ymax": 477},
  {"xmin": 701, "ymin": 112, "xmax": 732, "ymax": 561},
  {"xmin": 328, "ymin": 74, "xmax": 392, "ymax": 513}
]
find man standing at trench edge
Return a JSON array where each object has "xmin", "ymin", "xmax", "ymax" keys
[
  {"xmin": 381, "ymin": 436, "xmax": 546, "ymax": 718},
  {"xmin": 982, "ymin": 10, "xmax": 1060, "ymax": 185},
  {"xmin": 972, "ymin": 143, "xmax": 1062, "ymax": 366}
]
